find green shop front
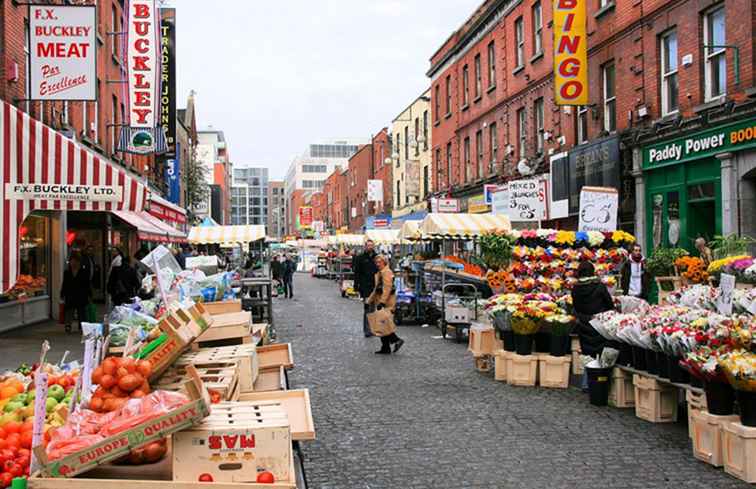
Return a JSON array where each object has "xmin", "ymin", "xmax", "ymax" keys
[{"xmin": 641, "ymin": 118, "xmax": 756, "ymax": 253}]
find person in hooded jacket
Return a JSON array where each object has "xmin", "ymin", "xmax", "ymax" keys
[{"xmin": 571, "ymin": 261, "xmax": 615, "ymax": 358}]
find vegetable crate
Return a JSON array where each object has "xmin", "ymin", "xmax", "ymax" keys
[
  {"xmin": 254, "ymin": 366, "xmax": 287, "ymax": 392},
  {"xmin": 633, "ymin": 374, "xmax": 678, "ymax": 423},
  {"xmin": 257, "ymin": 343, "xmax": 295, "ymax": 370},
  {"xmin": 722, "ymin": 421, "xmax": 756, "ymax": 483},
  {"xmin": 173, "ymin": 402, "xmax": 293, "ymax": 484},
  {"xmin": 35, "ymin": 366, "xmax": 211, "ymax": 479},
  {"xmin": 143, "ymin": 311, "xmax": 203, "ymax": 382},
  {"xmin": 237, "ymin": 389, "xmax": 316, "ymax": 442},
  {"xmin": 538, "ymin": 355, "xmax": 571, "ymax": 389},
  {"xmin": 506, "ymin": 353, "xmax": 538, "ymax": 387},
  {"xmin": 186, "ymin": 303, "xmax": 214, "ymax": 332},
  {"xmin": 691, "ymin": 410, "xmax": 740, "ymax": 467},
  {"xmin": 155, "ymin": 361, "xmax": 241, "ymax": 401},
  {"xmin": 176, "ymin": 344, "xmax": 259, "ymax": 392},
  {"xmin": 494, "ymin": 350, "xmax": 509, "ymax": 382},
  {"xmin": 608, "ymin": 368, "xmax": 635, "ymax": 408},
  {"xmin": 193, "ymin": 311, "xmax": 254, "ymax": 349},
  {"xmin": 468, "ymin": 324, "xmax": 500, "ymax": 356},
  {"xmin": 686, "ymin": 390, "xmax": 707, "ymax": 439},
  {"xmin": 201, "ymin": 300, "xmax": 243, "ymax": 316}
]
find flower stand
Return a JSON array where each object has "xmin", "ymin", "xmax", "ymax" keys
[
  {"xmin": 633, "ymin": 374, "xmax": 678, "ymax": 423},
  {"xmin": 686, "ymin": 390, "xmax": 707, "ymax": 439},
  {"xmin": 722, "ymin": 421, "xmax": 756, "ymax": 483},
  {"xmin": 608, "ymin": 368, "xmax": 635, "ymax": 408},
  {"xmin": 506, "ymin": 353, "xmax": 538, "ymax": 387},
  {"xmin": 691, "ymin": 410, "xmax": 740, "ymax": 467},
  {"xmin": 494, "ymin": 349, "xmax": 509, "ymax": 382}
]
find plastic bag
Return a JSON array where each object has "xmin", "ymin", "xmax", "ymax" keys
[{"xmin": 99, "ymin": 390, "xmax": 189, "ymax": 437}]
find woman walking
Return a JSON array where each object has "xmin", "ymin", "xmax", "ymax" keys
[
  {"xmin": 367, "ymin": 254, "xmax": 404, "ymax": 354},
  {"xmin": 61, "ymin": 253, "xmax": 91, "ymax": 333}
]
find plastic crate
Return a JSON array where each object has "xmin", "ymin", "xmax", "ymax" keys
[
  {"xmin": 506, "ymin": 353, "xmax": 538, "ymax": 387},
  {"xmin": 633, "ymin": 374, "xmax": 678, "ymax": 423},
  {"xmin": 608, "ymin": 368, "xmax": 635, "ymax": 408},
  {"xmin": 538, "ymin": 355, "xmax": 571, "ymax": 389},
  {"xmin": 722, "ymin": 421, "xmax": 756, "ymax": 483},
  {"xmin": 494, "ymin": 350, "xmax": 509, "ymax": 382},
  {"xmin": 691, "ymin": 410, "xmax": 740, "ymax": 467}
]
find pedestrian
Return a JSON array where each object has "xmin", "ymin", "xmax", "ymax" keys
[
  {"xmin": 282, "ymin": 254, "xmax": 295, "ymax": 299},
  {"xmin": 367, "ymin": 254, "xmax": 404, "ymax": 354},
  {"xmin": 61, "ymin": 253, "xmax": 91, "ymax": 333},
  {"xmin": 695, "ymin": 237, "xmax": 714, "ymax": 269},
  {"xmin": 107, "ymin": 247, "xmax": 140, "ymax": 307},
  {"xmin": 271, "ymin": 254, "xmax": 283, "ymax": 282},
  {"xmin": 620, "ymin": 244, "xmax": 650, "ymax": 300},
  {"xmin": 173, "ymin": 246, "xmax": 186, "ymax": 269},
  {"xmin": 354, "ymin": 239, "xmax": 378, "ymax": 337}
]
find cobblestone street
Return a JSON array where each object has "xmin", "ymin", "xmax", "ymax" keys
[{"xmin": 279, "ymin": 274, "xmax": 749, "ymax": 489}]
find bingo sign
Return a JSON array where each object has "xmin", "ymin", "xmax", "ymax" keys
[
  {"xmin": 553, "ymin": 0, "xmax": 588, "ymax": 106},
  {"xmin": 29, "ymin": 6, "xmax": 97, "ymax": 101},
  {"xmin": 578, "ymin": 186, "xmax": 618, "ymax": 232},
  {"xmin": 508, "ymin": 179, "xmax": 546, "ymax": 222}
]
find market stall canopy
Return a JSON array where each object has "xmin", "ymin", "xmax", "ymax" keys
[
  {"xmin": 327, "ymin": 234, "xmax": 364, "ymax": 246},
  {"xmin": 399, "ymin": 220, "xmax": 422, "ymax": 241},
  {"xmin": 365, "ymin": 229, "xmax": 400, "ymax": 245},
  {"xmin": 0, "ymin": 100, "xmax": 150, "ymax": 292},
  {"xmin": 188, "ymin": 225, "xmax": 266, "ymax": 244},
  {"xmin": 420, "ymin": 213, "xmax": 511, "ymax": 238}
]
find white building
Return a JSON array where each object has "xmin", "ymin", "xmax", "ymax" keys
[{"xmin": 196, "ymin": 128, "xmax": 230, "ymax": 224}]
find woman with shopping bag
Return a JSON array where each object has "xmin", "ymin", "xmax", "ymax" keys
[{"xmin": 367, "ymin": 255, "xmax": 405, "ymax": 354}]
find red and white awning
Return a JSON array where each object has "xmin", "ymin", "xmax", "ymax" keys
[{"xmin": 0, "ymin": 100, "xmax": 150, "ymax": 292}]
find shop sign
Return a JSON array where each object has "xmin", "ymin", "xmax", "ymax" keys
[
  {"xmin": 578, "ymin": 186, "xmax": 618, "ymax": 232},
  {"xmin": 29, "ymin": 5, "xmax": 97, "ymax": 101},
  {"xmin": 553, "ymin": 0, "xmax": 588, "ymax": 106},
  {"xmin": 164, "ymin": 145, "xmax": 181, "ymax": 206},
  {"xmin": 159, "ymin": 8, "xmax": 176, "ymax": 153},
  {"xmin": 433, "ymin": 198, "xmax": 459, "ymax": 213},
  {"xmin": 5, "ymin": 183, "xmax": 121, "ymax": 202},
  {"xmin": 127, "ymin": 0, "xmax": 159, "ymax": 128},
  {"xmin": 643, "ymin": 119, "xmax": 756, "ymax": 168},
  {"xmin": 366, "ymin": 215, "xmax": 392, "ymax": 229},
  {"xmin": 467, "ymin": 194, "xmax": 490, "ymax": 214},
  {"xmin": 554, "ymin": 136, "xmax": 620, "ymax": 215},
  {"xmin": 508, "ymin": 179, "xmax": 546, "ymax": 222},
  {"xmin": 298, "ymin": 206, "xmax": 313, "ymax": 228},
  {"xmin": 483, "ymin": 184, "xmax": 499, "ymax": 204},
  {"xmin": 149, "ymin": 199, "xmax": 186, "ymax": 224},
  {"xmin": 367, "ymin": 180, "xmax": 383, "ymax": 202},
  {"xmin": 491, "ymin": 187, "xmax": 509, "ymax": 216},
  {"xmin": 405, "ymin": 161, "xmax": 420, "ymax": 198}
]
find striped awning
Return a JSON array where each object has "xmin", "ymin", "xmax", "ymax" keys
[
  {"xmin": 365, "ymin": 229, "xmax": 400, "ymax": 245},
  {"xmin": 0, "ymin": 100, "xmax": 149, "ymax": 292},
  {"xmin": 420, "ymin": 213, "xmax": 511, "ymax": 238},
  {"xmin": 113, "ymin": 211, "xmax": 173, "ymax": 243},
  {"xmin": 399, "ymin": 220, "xmax": 422, "ymax": 241},
  {"xmin": 141, "ymin": 212, "xmax": 187, "ymax": 243},
  {"xmin": 188, "ymin": 225, "xmax": 266, "ymax": 244}
]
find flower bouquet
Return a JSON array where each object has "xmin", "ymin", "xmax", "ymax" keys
[{"xmin": 675, "ymin": 256, "xmax": 709, "ymax": 284}]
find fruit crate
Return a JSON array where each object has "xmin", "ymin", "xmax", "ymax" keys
[
  {"xmin": 155, "ymin": 361, "xmax": 241, "ymax": 401},
  {"xmin": 722, "ymin": 421, "xmax": 756, "ymax": 483},
  {"xmin": 494, "ymin": 350, "xmax": 509, "ymax": 382},
  {"xmin": 506, "ymin": 353, "xmax": 538, "ymax": 387},
  {"xmin": 468, "ymin": 324, "xmax": 499, "ymax": 356},
  {"xmin": 201, "ymin": 300, "xmax": 243, "ymax": 316},
  {"xmin": 686, "ymin": 390, "xmax": 707, "ymax": 439},
  {"xmin": 143, "ymin": 311, "xmax": 203, "ymax": 382},
  {"xmin": 608, "ymin": 368, "xmax": 635, "ymax": 408},
  {"xmin": 633, "ymin": 374, "xmax": 678, "ymax": 423},
  {"xmin": 257, "ymin": 343, "xmax": 295, "ymax": 370},
  {"xmin": 194, "ymin": 311, "xmax": 253, "ymax": 348},
  {"xmin": 176, "ymin": 344, "xmax": 258, "ymax": 393},
  {"xmin": 238, "ymin": 389, "xmax": 316, "ymax": 442},
  {"xmin": 538, "ymin": 355, "xmax": 571, "ymax": 389},
  {"xmin": 691, "ymin": 410, "xmax": 740, "ymax": 467},
  {"xmin": 173, "ymin": 402, "xmax": 292, "ymax": 484}
]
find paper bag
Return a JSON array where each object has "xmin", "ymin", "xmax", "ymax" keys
[{"xmin": 367, "ymin": 308, "xmax": 396, "ymax": 337}]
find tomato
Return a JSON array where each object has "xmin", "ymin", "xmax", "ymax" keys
[
  {"xmin": 20, "ymin": 420, "xmax": 33, "ymax": 434},
  {"xmin": 16, "ymin": 455, "xmax": 30, "ymax": 469},
  {"xmin": 1, "ymin": 461, "xmax": 13, "ymax": 474},
  {"xmin": 7, "ymin": 463, "xmax": 22, "ymax": 478},
  {"xmin": 0, "ymin": 427, "xmax": 6, "ymax": 439},
  {"xmin": 256, "ymin": 471, "xmax": 275, "ymax": 483},
  {"xmin": 0, "ymin": 453, "xmax": 6, "ymax": 468},
  {"xmin": 0, "ymin": 441, "xmax": 6, "ymax": 451},
  {"xmin": 19, "ymin": 432, "xmax": 32, "ymax": 449},
  {"xmin": 4, "ymin": 434, "xmax": 20, "ymax": 451},
  {"xmin": 47, "ymin": 376, "xmax": 58, "ymax": 387},
  {"xmin": 198, "ymin": 473, "xmax": 214, "ymax": 482},
  {"xmin": 16, "ymin": 449, "xmax": 29, "ymax": 459},
  {"xmin": 2, "ymin": 423, "xmax": 19, "ymax": 435},
  {"xmin": 0, "ymin": 450, "xmax": 14, "ymax": 463},
  {"xmin": 0, "ymin": 472, "xmax": 12, "ymax": 489}
]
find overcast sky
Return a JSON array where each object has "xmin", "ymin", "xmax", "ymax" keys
[{"xmin": 175, "ymin": 0, "xmax": 480, "ymax": 180}]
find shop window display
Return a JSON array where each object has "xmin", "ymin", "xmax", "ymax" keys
[{"xmin": 1, "ymin": 214, "xmax": 49, "ymax": 301}]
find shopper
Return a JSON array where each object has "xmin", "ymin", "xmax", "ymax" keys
[
  {"xmin": 282, "ymin": 254, "xmax": 296, "ymax": 299},
  {"xmin": 620, "ymin": 244, "xmax": 650, "ymax": 300},
  {"xmin": 695, "ymin": 237, "xmax": 714, "ymax": 269},
  {"xmin": 354, "ymin": 239, "xmax": 378, "ymax": 337},
  {"xmin": 571, "ymin": 261, "xmax": 615, "ymax": 358},
  {"xmin": 271, "ymin": 255, "xmax": 283, "ymax": 282},
  {"xmin": 367, "ymin": 254, "xmax": 404, "ymax": 354},
  {"xmin": 61, "ymin": 253, "xmax": 91, "ymax": 333},
  {"xmin": 107, "ymin": 247, "xmax": 139, "ymax": 307},
  {"xmin": 173, "ymin": 246, "xmax": 186, "ymax": 269}
]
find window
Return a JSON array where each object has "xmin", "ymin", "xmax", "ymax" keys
[
  {"xmin": 445, "ymin": 75, "xmax": 452, "ymax": 115},
  {"xmin": 404, "ymin": 126, "xmax": 409, "ymax": 160},
  {"xmin": 396, "ymin": 132, "xmax": 401, "ymax": 167},
  {"xmin": 396, "ymin": 180, "xmax": 401, "ymax": 208},
  {"xmin": 487, "ymin": 42, "xmax": 496, "ymax": 88},
  {"xmin": 462, "ymin": 65, "xmax": 470, "ymax": 106},
  {"xmin": 94, "ymin": 79, "xmax": 100, "ymax": 142},
  {"xmin": 660, "ymin": 30, "xmax": 679, "ymax": 115},
  {"xmin": 515, "ymin": 17, "xmax": 525, "ymax": 68},
  {"xmin": 534, "ymin": 98, "xmax": 545, "ymax": 154},
  {"xmin": 532, "ymin": 2, "xmax": 543, "ymax": 56},
  {"xmin": 602, "ymin": 62, "xmax": 616, "ymax": 132},
  {"xmin": 577, "ymin": 106, "xmax": 588, "ymax": 144},
  {"xmin": 62, "ymin": 101, "xmax": 69, "ymax": 126},
  {"xmin": 111, "ymin": 5, "xmax": 119, "ymax": 57},
  {"xmin": 435, "ymin": 148, "xmax": 441, "ymax": 185},
  {"xmin": 446, "ymin": 143, "xmax": 452, "ymax": 186},
  {"xmin": 423, "ymin": 110, "xmax": 429, "ymax": 150},
  {"xmin": 475, "ymin": 130, "xmax": 483, "ymax": 178},
  {"xmin": 517, "ymin": 108, "xmax": 527, "ymax": 158},
  {"xmin": 414, "ymin": 117, "xmax": 420, "ymax": 156},
  {"xmin": 704, "ymin": 6, "xmax": 726, "ymax": 100},
  {"xmin": 474, "ymin": 54, "xmax": 482, "ymax": 99},
  {"xmin": 302, "ymin": 165, "xmax": 327, "ymax": 173},
  {"xmin": 463, "ymin": 137, "xmax": 471, "ymax": 183},
  {"xmin": 111, "ymin": 95, "xmax": 118, "ymax": 156},
  {"xmin": 423, "ymin": 165, "xmax": 429, "ymax": 197},
  {"xmin": 489, "ymin": 122, "xmax": 498, "ymax": 173},
  {"xmin": 434, "ymin": 85, "xmax": 440, "ymax": 121}
]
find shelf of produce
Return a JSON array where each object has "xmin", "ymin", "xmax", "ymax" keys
[
  {"xmin": 238, "ymin": 389, "xmax": 315, "ymax": 441},
  {"xmin": 257, "ymin": 343, "xmax": 294, "ymax": 370},
  {"xmin": 617, "ymin": 365, "xmax": 703, "ymax": 394}
]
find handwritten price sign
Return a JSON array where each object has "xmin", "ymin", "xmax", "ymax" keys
[{"xmin": 579, "ymin": 186, "xmax": 618, "ymax": 232}]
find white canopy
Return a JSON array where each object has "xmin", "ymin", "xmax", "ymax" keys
[
  {"xmin": 327, "ymin": 234, "xmax": 365, "ymax": 246},
  {"xmin": 365, "ymin": 229, "xmax": 400, "ymax": 245},
  {"xmin": 399, "ymin": 220, "xmax": 422, "ymax": 241},
  {"xmin": 420, "ymin": 213, "xmax": 511, "ymax": 238},
  {"xmin": 188, "ymin": 225, "xmax": 266, "ymax": 244}
]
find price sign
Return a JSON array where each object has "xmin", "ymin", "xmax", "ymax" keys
[{"xmin": 717, "ymin": 273, "xmax": 736, "ymax": 315}]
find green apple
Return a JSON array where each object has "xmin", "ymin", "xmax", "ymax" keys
[
  {"xmin": 3, "ymin": 401, "xmax": 24, "ymax": 413},
  {"xmin": 10, "ymin": 393, "xmax": 27, "ymax": 405},
  {"xmin": 45, "ymin": 397, "xmax": 58, "ymax": 413},
  {"xmin": 26, "ymin": 389, "xmax": 36, "ymax": 402},
  {"xmin": 48, "ymin": 385, "xmax": 65, "ymax": 402}
]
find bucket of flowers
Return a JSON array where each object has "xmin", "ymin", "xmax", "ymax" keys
[
  {"xmin": 510, "ymin": 303, "xmax": 546, "ymax": 355},
  {"xmin": 719, "ymin": 349, "xmax": 756, "ymax": 426},
  {"xmin": 542, "ymin": 313, "xmax": 575, "ymax": 357}
]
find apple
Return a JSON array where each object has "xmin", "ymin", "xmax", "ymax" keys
[
  {"xmin": 10, "ymin": 394, "xmax": 27, "ymax": 405},
  {"xmin": 3, "ymin": 402, "xmax": 24, "ymax": 414},
  {"xmin": 45, "ymin": 397, "xmax": 58, "ymax": 413},
  {"xmin": 48, "ymin": 385, "xmax": 65, "ymax": 402}
]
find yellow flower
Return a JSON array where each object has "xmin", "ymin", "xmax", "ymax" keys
[{"xmin": 555, "ymin": 230, "xmax": 576, "ymax": 245}]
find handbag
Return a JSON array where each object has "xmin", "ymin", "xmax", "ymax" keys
[{"xmin": 367, "ymin": 308, "xmax": 397, "ymax": 337}]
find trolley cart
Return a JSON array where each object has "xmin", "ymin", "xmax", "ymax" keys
[{"xmin": 439, "ymin": 282, "xmax": 480, "ymax": 343}]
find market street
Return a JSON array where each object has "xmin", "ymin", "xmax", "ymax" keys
[{"xmin": 279, "ymin": 274, "xmax": 750, "ymax": 489}]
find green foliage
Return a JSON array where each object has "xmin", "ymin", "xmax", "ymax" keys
[
  {"xmin": 710, "ymin": 234, "xmax": 756, "ymax": 259},
  {"xmin": 646, "ymin": 247, "xmax": 689, "ymax": 277},
  {"xmin": 479, "ymin": 232, "xmax": 513, "ymax": 271}
]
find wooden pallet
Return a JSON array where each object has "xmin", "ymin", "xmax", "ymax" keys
[
  {"xmin": 238, "ymin": 389, "xmax": 315, "ymax": 441},
  {"xmin": 155, "ymin": 361, "xmax": 241, "ymax": 401},
  {"xmin": 253, "ymin": 366, "xmax": 287, "ymax": 392},
  {"xmin": 193, "ymin": 311, "xmax": 253, "ymax": 348},
  {"xmin": 175, "ymin": 344, "xmax": 258, "ymax": 392},
  {"xmin": 257, "ymin": 343, "xmax": 294, "ymax": 370}
]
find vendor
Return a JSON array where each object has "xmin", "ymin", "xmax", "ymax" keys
[
  {"xmin": 695, "ymin": 237, "xmax": 714, "ymax": 269},
  {"xmin": 620, "ymin": 244, "xmax": 650, "ymax": 300},
  {"xmin": 571, "ymin": 261, "xmax": 615, "ymax": 358}
]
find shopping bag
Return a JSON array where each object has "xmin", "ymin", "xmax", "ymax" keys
[
  {"xmin": 85, "ymin": 303, "xmax": 98, "ymax": 322},
  {"xmin": 367, "ymin": 308, "xmax": 396, "ymax": 337}
]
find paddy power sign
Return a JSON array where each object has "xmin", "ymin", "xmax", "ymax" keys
[{"xmin": 553, "ymin": 0, "xmax": 588, "ymax": 105}]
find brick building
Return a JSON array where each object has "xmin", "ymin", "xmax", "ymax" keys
[
  {"xmin": 346, "ymin": 145, "xmax": 371, "ymax": 232},
  {"xmin": 368, "ymin": 129, "xmax": 394, "ymax": 222}
]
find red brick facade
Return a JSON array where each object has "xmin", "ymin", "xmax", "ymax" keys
[
  {"xmin": 369, "ymin": 129, "xmax": 393, "ymax": 216},
  {"xmin": 347, "ymin": 145, "xmax": 371, "ymax": 232}
]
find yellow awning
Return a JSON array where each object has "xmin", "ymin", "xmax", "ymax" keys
[
  {"xmin": 419, "ymin": 213, "xmax": 511, "ymax": 238},
  {"xmin": 365, "ymin": 229, "xmax": 400, "ymax": 245},
  {"xmin": 399, "ymin": 220, "xmax": 422, "ymax": 241},
  {"xmin": 188, "ymin": 225, "xmax": 267, "ymax": 244}
]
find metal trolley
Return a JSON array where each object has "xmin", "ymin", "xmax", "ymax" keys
[{"xmin": 439, "ymin": 282, "xmax": 481, "ymax": 343}]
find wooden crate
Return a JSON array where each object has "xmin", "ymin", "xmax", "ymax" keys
[
  {"xmin": 633, "ymin": 374, "xmax": 678, "ymax": 423},
  {"xmin": 254, "ymin": 366, "xmax": 287, "ymax": 392},
  {"xmin": 468, "ymin": 325, "xmax": 499, "ymax": 356},
  {"xmin": 144, "ymin": 312, "xmax": 202, "ymax": 382},
  {"xmin": 186, "ymin": 303, "xmax": 214, "ymax": 333},
  {"xmin": 691, "ymin": 410, "xmax": 740, "ymax": 467},
  {"xmin": 238, "ymin": 389, "xmax": 315, "ymax": 441},
  {"xmin": 494, "ymin": 350, "xmax": 509, "ymax": 382},
  {"xmin": 473, "ymin": 355, "xmax": 493, "ymax": 373},
  {"xmin": 156, "ymin": 361, "xmax": 241, "ymax": 401},
  {"xmin": 194, "ymin": 311, "xmax": 253, "ymax": 348},
  {"xmin": 570, "ymin": 336, "xmax": 583, "ymax": 375},
  {"xmin": 608, "ymin": 368, "xmax": 635, "ymax": 408},
  {"xmin": 686, "ymin": 390, "xmax": 707, "ymax": 439},
  {"xmin": 202, "ymin": 300, "xmax": 242, "ymax": 316},
  {"xmin": 257, "ymin": 343, "xmax": 294, "ymax": 370},
  {"xmin": 722, "ymin": 421, "xmax": 756, "ymax": 483},
  {"xmin": 176, "ymin": 344, "xmax": 258, "ymax": 393},
  {"xmin": 538, "ymin": 355, "xmax": 571, "ymax": 389},
  {"xmin": 506, "ymin": 353, "xmax": 538, "ymax": 387},
  {"xmin": 173, "ymin": 402, "xmax": 292, "ymax": 483}
]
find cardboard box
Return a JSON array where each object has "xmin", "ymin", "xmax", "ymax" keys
[
  {"xmin": 691, "ymin": 410, "xmax": 740, "ymax": 467},
  {"xmin": 633, "ymin": 374, "xmax": 678, "ymax": 423},
  {"xmin": 494, "ymin": 350, "xmax": 509, "ymax": 382},
  {"xmin": 538, "ymin": 355, "xmax": 571, "ymax": 389},
  {"xmin": 195, "ymin": 311, "xmax": 253, "ymax": 346},
  {"xmin": 173, "ymin": 402, "xmax": 292, "ymax": 483},
  {"xmin": 608, "ymin": 368, "xmax": 635, "ymax": 408},
  {"xmin": 506, "ymin": 353, "xmax": 538, "ymax": 387},
  {"xmin": 722, "ymin": 421, "xmax": 756, "ymax": 483}
]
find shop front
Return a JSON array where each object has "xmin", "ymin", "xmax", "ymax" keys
[{"xmin": 641, "ymin": 118, "xmax": 756, "ymax": 252}]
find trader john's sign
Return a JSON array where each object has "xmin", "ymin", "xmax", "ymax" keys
[
  {"xmin": 643, "ymin": 119, "xmax": 756, "ymax": 168},
  {"xmin": 5, "ymin": 183, "xmax": 122, "ymax": 202}
]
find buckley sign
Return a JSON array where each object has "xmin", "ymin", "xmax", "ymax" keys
[
  {"xmin": 643, "ymin": 119, "xmax": 756, "ymax": 168},
  {"xmin": 5, "ymin": 183, "xmax": 122, "ymax": 202}
]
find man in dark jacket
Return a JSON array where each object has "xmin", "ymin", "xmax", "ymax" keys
[
  {"xmin": 354, "ymin": 239, "xmax": 378, "ymax": 337},
  {"xmin": 620, "ymin": 244, "xmax": 650, "ymax": 300},
  {"xmin": 282, "ymin": 255, "xmax": 296, "ymax": 299},
  {"xmin": 61, "ymin": 253, "xmax": 91, "ymax": 333}
]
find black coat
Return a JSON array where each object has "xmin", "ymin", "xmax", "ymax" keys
[
  {"xmin": 353, "ymin": 250, "xmax": 377, "ymax": 298},
  {"xmin": 61, "ymin": 268, "xmax": 91, "ymax": 308},
  {"xmin": 271, "ymin": 260, "xmax": 284, "ymax": 280},
  {"xmin": 107, "ymin": 263, "xmax": 140, "ymax": 305},
  {"xmin": 571, "ymin": 279, "xmax": 615, "ymax": 357},
  {"xmin": 620, "ymin": 260, "xmax": 651, "ymax": 300}
]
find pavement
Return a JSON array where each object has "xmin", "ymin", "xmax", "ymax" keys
[{"xmin": 0, "ymin": 273, "xmax": 750, "ymax": 488}]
